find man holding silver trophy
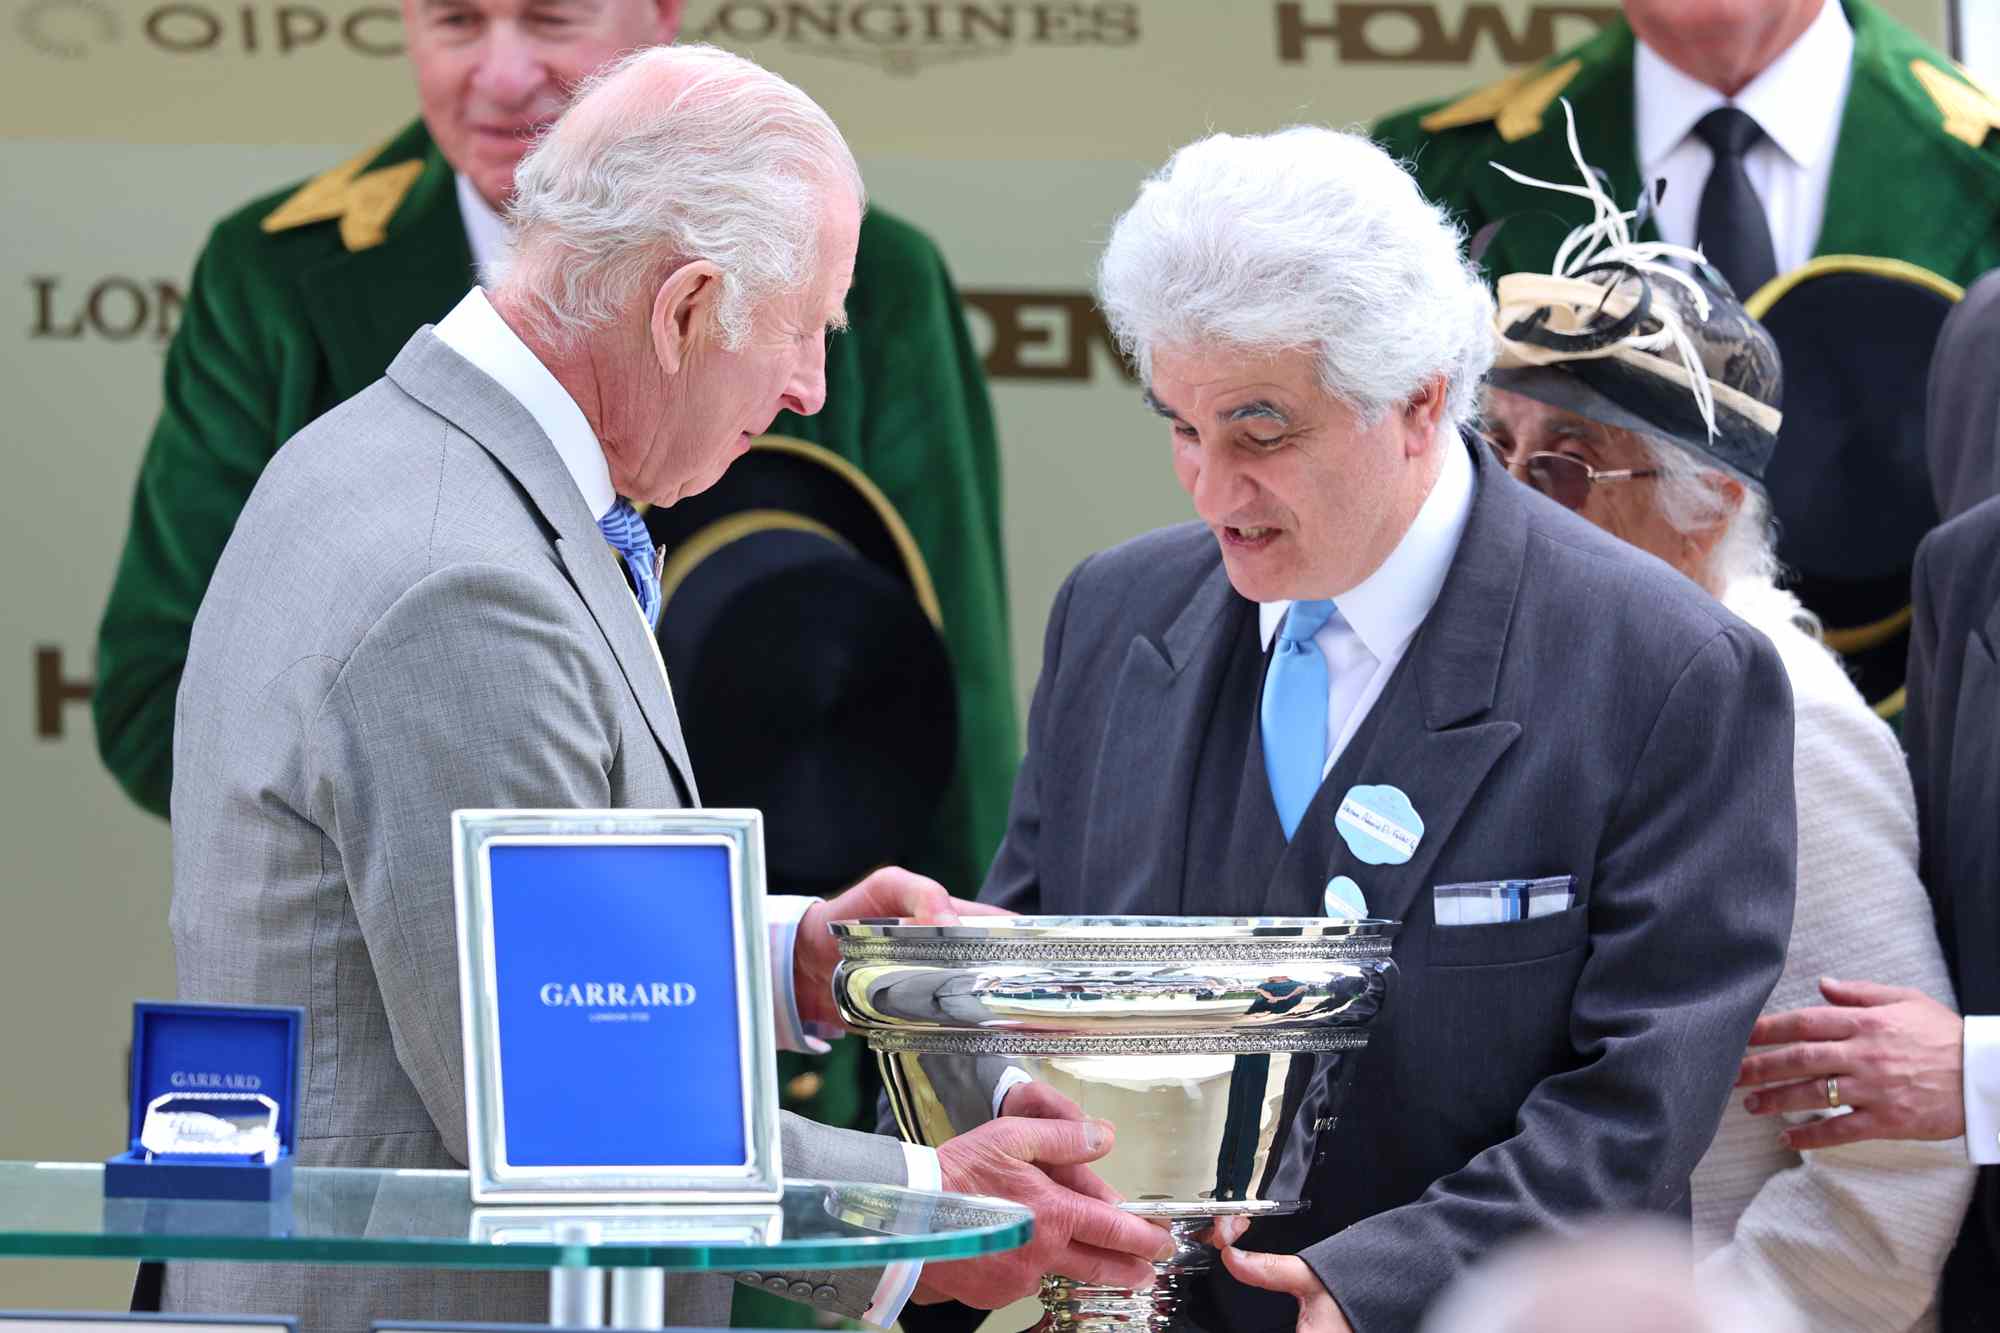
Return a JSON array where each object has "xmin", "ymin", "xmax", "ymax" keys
[{"xmin": 883, "ymin": 127, "xmax": 1799, "ymax": 1333}]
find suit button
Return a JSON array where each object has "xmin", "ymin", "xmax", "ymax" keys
[
  {"xmin": 766, "ymin": 1276, "xmax": 789, "ymax": 1293},
  {"xmin": 737, "ymin": 1272, "xmax": 762, "ymax": 1286},
  {"xmin": 813, "ymin": 1283, "xmax": 838, "ymax": 1306}
]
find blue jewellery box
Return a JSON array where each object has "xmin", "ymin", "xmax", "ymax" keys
[{"xmin": 104, "ymin": 1000, "xmax": 304, "ymax": 1202}]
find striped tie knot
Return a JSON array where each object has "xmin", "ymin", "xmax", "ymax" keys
[{"xmin": 598, "ymin": 498, "xmax": 662, "ymax": 630}]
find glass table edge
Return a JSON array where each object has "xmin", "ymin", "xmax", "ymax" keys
[
  {"xmin": 0, "ymin": 1166, "xmax": 1033, "ymax": 1270},
  {"xmin": 0, "ymin": 1221, "xmax": 1031, "ymax": 1270}
]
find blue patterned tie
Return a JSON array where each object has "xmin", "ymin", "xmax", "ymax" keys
[
  {"xmin": 1261, "ymin": 599, "xmax": 1338, "ymax": 840},
  {"xmin": 597, "ymin": 498, "xmax": 661, "ymax": 630}
]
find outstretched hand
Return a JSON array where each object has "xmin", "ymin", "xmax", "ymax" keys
[
  {"xmin": 1212, "ymin": 1216, "xmax": 1352, "ymax": 1333},
  {"xmin": 914, "ymin": 1115, "xmax": 1173, "ymax": 1309},
  {"xmin": 1737, "ymin": 976, "xmax": 1965, "ymax": 1151},
  {"xmin": 793, "ymin": 867, "xmax": 1011, "ymax": 1029}
]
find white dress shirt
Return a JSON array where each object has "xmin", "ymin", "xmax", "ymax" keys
[
  {"xmin": 1258, "ymin": 437, "xmax": 1476, "ymax": 779},
  {"xmin": 1634, "ymin": 0, "xmax": 1854, "ymax": 277},
  {"xmin": 456, "ymin": 172, "xmax": 514, "ymax": 283},
  {"xmin": 434, "ymin": 287, "xmax": 933, "ymax": 1327},
  {"xmin": 1968, "ymin": 1015, "xmax": 2000, "ymax": 1165}
]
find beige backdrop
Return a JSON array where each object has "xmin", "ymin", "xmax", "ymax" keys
[{"xmin": 0, "ymin": 0, "xmax": 1949, "ymax": 1313}]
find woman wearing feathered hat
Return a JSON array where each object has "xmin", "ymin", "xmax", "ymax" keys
[{"xmin": 1479, "ymin": 106, "xmax": 1971, "ymax": 1331}]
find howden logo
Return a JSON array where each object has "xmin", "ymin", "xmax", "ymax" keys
[
  {"xmin": 692, "ymin": 2, "xmax": 1139, "ymax": 76},
  {"xmin": 1276, "ymin": 2, "xmax": 1616, "ymax": 65}
]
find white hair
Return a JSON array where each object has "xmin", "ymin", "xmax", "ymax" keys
[
  {"xmin": 1096, "ymin": 126, "xmax": 1497, "ymax": 436},
  {"xmin": 1635, "ymin": 434, "xmax": 1782, "ymax": 591},
  {"xmin": 1420, "ymin": 1219, "xmax": 1801, "ymax": 1333},
  {"xmin": 497, "ymin": 43, "xmax": 864, "ymax": 353}
]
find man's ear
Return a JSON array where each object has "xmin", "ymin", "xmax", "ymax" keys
[
  {"xmin": 1401, "ymin": 375, "xmax": 1451, "ymax": 456},
  {"xmin": 650, "ymin": 260, "xmax": 724, "ymax": 376}
]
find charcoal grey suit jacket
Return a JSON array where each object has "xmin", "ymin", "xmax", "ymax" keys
[
  {"xmin": 983, "ymin": 442, "xmax": 1798, "ymax": 1332},
  {"xmin": 167, "ymin": 328, "xmax": 906, "ymax": 1331},
  {"xmin": 1908, "ymin": 494, "xmax": 2000, "ymax": 1330}
]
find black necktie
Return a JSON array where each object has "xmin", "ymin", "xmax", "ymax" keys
[{"xmin": 1693, "ymin": 106, "xmax": 1779, "ymax": 300}]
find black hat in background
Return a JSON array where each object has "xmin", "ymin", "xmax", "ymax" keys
[
  {"xmin": 642, "ymin": 436, "xmax": 957, "ymax": 897},
  {"xmin": 1745, "ymin": 256, "xmax": 1963, "ymax": 718}
]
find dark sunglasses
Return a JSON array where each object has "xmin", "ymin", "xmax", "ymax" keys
[{"xmin": 1482, "ymin": 436, "xmax": 1658, "ymax": 511}]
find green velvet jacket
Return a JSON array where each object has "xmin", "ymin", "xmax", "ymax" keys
[
  {"xmin": 1374, "ymin": 0, "xmax": 2000, "ymax": 725},
  {"xmin": 1374, "ymin": 0, "xmax": 2000, "ymax": 288},
  {"xmin": 95, "ymin": 119, "xmax": 1018, "ymax": 1138}
]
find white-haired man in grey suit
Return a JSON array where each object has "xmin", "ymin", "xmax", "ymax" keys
[{"xmin": 167, "ymin": 43, "xmax": 1170, "ymax": 1332}]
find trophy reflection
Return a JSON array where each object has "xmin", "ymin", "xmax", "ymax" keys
[{"xmin": 833, "ymin": 916, "xmax": 1396, "ymax": 1332}]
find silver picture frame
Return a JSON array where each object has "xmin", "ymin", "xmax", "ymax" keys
[{"xmin": 452, "ymin": 809, "xmax": 781, "ymax": 1204}]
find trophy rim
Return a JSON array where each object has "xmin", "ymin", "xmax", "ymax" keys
[{"xmin": 830, "ymin": 914, "xmax": 1398, "ymax": 940}]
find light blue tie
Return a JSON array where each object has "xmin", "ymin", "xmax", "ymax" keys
[
  {"xmin": 1262, "ymin": 599, "xmax": 1338, "ymax": 840},
  {"xmin": 598, "ymin": 499, "xmax": 661, "ymax": 630}
]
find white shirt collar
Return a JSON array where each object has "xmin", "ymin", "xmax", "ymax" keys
[
  {"xmin": 433, "ymin": 287, "xmax": 616, "ymax": 521},
  {"xmin": 1635, "ymin": 0, "xmax": 1853, "ymax": 172},
  {"xmin": 455, "ymin": 173, "xmax": 514, "ymax": 283},
  {"xmin": 1258, "ymin": 437, "xmax": 1476, "ymax": 659}
]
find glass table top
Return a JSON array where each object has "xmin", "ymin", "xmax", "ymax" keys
[{"xmin": 0, "ymin": 1163, "xmax": 1031, "ymax": 1270}]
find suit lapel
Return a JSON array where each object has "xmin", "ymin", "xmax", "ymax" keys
[
  {"xmin": 299, "ymin": 132, "xmax": 477, "ymax": 408},
  {"xmin": 1817, "ymin": 1, "xmax": 2000, "ymax": 279},
  {"xmin": 384, "ymin": 332, "xmax": 699, "ymax": 803},
  {"xmin": 557, "ymin": 537, "xmax": 700, "ymax": 804},
  {"xmin": 1080, "ymin": 558, "xmax": 1245, "ymax": 915},
  {"xmin": 1265, "ymin": 445, "xmax": 1525, "ymax": 928}
]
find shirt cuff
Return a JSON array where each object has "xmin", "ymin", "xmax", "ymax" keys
[
  {"xmin": 864, "ymin": 1143, "xmax": 940, "ymax": 1328},
  {"xmin": 992, "ymin": 1066, "xmax": 1035, "ymax": 1119},
  {"xmin": 1965, "ymin": 1014, "xmax": 2000, "ymax": 1165},
  {"xmin": 766, "ymin": 895, "xmax": 835, "ymax": 1055}
]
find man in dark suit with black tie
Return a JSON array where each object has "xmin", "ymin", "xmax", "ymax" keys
[{"xmin": 977, "ymin": 126, "xmax": 1798, "ymax": 1332}]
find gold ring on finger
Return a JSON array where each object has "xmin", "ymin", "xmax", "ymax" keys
[{"xmin": 1825, "ymin": 1076, "xmax": 1840, "ymax": 1109}]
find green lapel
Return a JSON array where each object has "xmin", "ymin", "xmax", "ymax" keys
[
  {"xmin": 1468, "ymin": 22, "xmax": 1647, "ymax": 279},
  {"xmin": 1817, "ymin": 0, "xmax": 2000, "ymax": 283},
  {"xmin": 297, "ymin": 121, "xmax": 477, "ymax": 408}
]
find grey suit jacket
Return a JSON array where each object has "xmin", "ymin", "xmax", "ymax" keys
[
  {"xmin": 1907, "ymin": 495, "xmax": 2000, "ymax": 1329},
  {"xmin": 167, "ymin": 328, "xmax": 906, "ymax": 1330},
  {"xmin": 984, "ymin": 442, "xmax": 1798, "ymax": 1333}
]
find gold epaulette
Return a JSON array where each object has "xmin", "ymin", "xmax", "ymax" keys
[
  {"xmin": 1418, "ymin": 59, "xmax": 1581, "ymax": 144},
  {"xmin": 261, "ymin": 140, "xmax": 423, "ymax": 253},
  {"xmin": 1911, "ymin": 59, "xmax": 2000, "ymax": 150}
]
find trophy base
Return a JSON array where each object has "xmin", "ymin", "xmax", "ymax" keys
[{"xmin": 1019, "ymin": 1217, "xmax": 1221, "ymax": 1332}]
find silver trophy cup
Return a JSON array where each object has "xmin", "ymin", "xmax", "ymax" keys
[{"xmin": 832, "ymin": 915, "xmax": 1396, "ymax": 1332}]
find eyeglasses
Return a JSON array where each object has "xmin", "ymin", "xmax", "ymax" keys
[{"xmin": 1482, "ymin": 435, "xmax": 1659, "ymax": 511}]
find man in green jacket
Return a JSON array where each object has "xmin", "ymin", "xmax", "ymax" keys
[
  {"xmin": 94, "ymin": 0, "xmax": 1015, "ymax": 1280},
  {"xmin": 1375, "ymin": 0, "xmax": 2000, "ymax": 725}
]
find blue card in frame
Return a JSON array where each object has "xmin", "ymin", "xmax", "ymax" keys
[{"xmin": 452, "ymin": 810, "xmax": 782, "ymax": 1205}]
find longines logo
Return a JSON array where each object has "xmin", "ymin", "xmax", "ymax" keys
[
  {"xmin": 15, "ymin": 0, "xmax": 401, "ymax": 59},
  {"xmin": 1275, "ymin": 2, "xmax": 1615, "ymax": 64},
  {"xmin": 31, "ymin": 276, "xmax": 183, "ymax": 344},
  {"xmin": 692, "ymin": 2, "xmax": 1138, "ymax": 76},
  {"xmin": 169, "ymin": 1070, "xmax": 262, "ymax": 1090},
  {"xmin": 540, "ymin": 980, "xmax": 698, "ymax": 1023}
]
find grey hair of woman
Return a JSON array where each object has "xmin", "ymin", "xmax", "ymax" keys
[
  {"xmin": 494, "ymin": 43, "xmax": 865, "ymax": 354},
  {"xmin": 1096, "ymin": 126, "xmax": 1497, "ymax": 439},
  {"xmin": 1635, "ymin": 432, "xmax": 1784, "ymax": 592}
]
